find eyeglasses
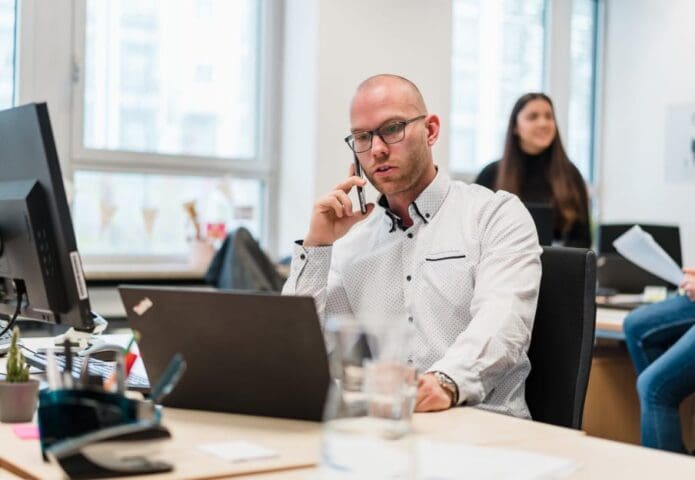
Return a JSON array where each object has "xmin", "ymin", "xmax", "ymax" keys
[{"xmin": 344, "ymin": 115, "xmax": 426, "ymax": 153}]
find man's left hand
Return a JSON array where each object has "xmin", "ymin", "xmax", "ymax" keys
[{"xmin": 415, "ymin": 373, "xmax": 453, "ymax": 412}]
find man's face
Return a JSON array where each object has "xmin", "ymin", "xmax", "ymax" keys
[{"xmin": 349, "ymin": 82, "xmax": 431, "ymax": 197}]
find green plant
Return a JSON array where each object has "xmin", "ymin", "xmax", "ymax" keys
[{"xmin": 6, "ymin": 327, "xmax": 29, "ymax": 383}]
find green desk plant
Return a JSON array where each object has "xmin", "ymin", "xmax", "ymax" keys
[{"xmin": 0, "ymin": 327, "xmax": 39, "ymax": 422}]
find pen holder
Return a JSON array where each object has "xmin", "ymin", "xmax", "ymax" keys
[{"xmin": 37, "ymin": 388, "xmax": 158, "ymax": 460}]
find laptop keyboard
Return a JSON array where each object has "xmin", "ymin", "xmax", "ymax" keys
[
  {"xmin": 0, "ymin": 329, "xmax": 12, "ymax": 355},
  {"xmin": 21, "ymin": 347, "xmax": 150, "ymax": 392}
]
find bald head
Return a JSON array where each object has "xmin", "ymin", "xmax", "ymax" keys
[{"xmin": 350, "ymin": 74, "xmax": 428, "ymax": 118}]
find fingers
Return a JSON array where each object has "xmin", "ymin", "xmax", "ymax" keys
[
  {"xmin": 415, "ymin": 374, "xmax": 450, "ymax": 412},
  {"xmin": 334, "ymin": 175, "xmax": 367, "ymax": 194},
  {"xmin": 318, "ymin": 191, "xmax": 351, "ymax": 218}
]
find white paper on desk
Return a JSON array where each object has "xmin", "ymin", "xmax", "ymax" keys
[
  {"xmin": 612, "ymin": 225, "xmax": 685, "ymax": 286},
  {"xmin": 197, "ymin": 440, "xmax": 278, "ymax": 463},
  {"xmin": 417, "ymin": 440, "xmax": 579, "ymax": 479}
]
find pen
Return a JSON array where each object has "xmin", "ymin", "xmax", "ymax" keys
[
  {"xmin": 62, "ymin": 339, "xmax": 73, "ymax": 389},
  {"xmin": 79, "ymin": 354, "xmax": 91, "ymax": 388},
  {"xmin": 46, "ymin": 348, "xmax": 62, "ymax": 390},
  {"xmin": 116, "ymin": 350, "xmax": 126, "ymax": 394}
]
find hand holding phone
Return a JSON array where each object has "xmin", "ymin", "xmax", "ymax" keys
[{"xmin": 353, "ymin": 154, "xmax": 367, "ymax": 214}]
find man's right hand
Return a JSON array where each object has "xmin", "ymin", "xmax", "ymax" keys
[{"xmin": 303, "ymin": 174, "xmax": 374, "ymax": 247}]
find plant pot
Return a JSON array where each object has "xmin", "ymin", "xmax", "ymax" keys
[{"xmin": 0, "ymin": 379, "xmax": 40, "ymax": 423}]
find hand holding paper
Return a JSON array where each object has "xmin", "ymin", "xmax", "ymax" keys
[{"xmin": 612, "ymin": 225, "xmax": 685, "ymax": 286}]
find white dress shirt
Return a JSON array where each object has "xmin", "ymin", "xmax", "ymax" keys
[{"xmin": 282, "ymin": 171, "xmax": 542, "ymax": 418}]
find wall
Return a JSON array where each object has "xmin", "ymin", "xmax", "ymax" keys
[
  {"xmin": 599, "ymin": 0, "xmax": 695, "ymax": 265},
  {"xmin": 277, "ymin": 0, "xmax": 453, "ymax": 256}
]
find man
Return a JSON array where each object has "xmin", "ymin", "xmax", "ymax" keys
[
  {"xmin": 623, "ymin": 267, "xmax": 695, "ymax": 453},
  {"xmin": 282, "ymin": 74, "xmax": 542, "ymax": 417}
]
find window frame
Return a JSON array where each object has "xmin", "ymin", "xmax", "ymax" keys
[
  {"xmin": 67, "ymin": 0, "xmax": 283, "ymax": 264},
  {"xmin": 0, "ymin": 0, "xmax": 17, "ymax": 108}
]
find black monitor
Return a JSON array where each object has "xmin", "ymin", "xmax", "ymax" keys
[
  {"xmin": 0, "ymin": 103, "xmax": 94, "ymax": 332},
  {"xmin": 596, "ymin": 223, "xmax": 682, "ymax": 293},
  {"xmin": 525, "ymin": 203, "xmax": 554, "ymax": 246}
]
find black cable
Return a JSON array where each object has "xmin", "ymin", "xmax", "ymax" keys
[{"xmin": 0, "ymin": 283, "xmax": 25, "ymax": 339}]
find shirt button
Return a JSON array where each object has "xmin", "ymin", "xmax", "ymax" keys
[
  {"xmin": 300, "ymin": 254, "xmax": 306, "ymax": 260},
  {"xmin": 407, "ymin": 358, "xmax": 414, "ymax": 365},
  {"xmin": 406, "ymin": 275, "xmax": 412, "ymax": 281},
  {"xmin": 425, "ymin": 213, "xmax": 430, "ymax": 218},
  {"xmin": 407, "ymin": 233, "xmax": 413, "ymax": 239},
  {"xmin": 408, "ymin": 316, "xmax": 413, "ymax": 323}
]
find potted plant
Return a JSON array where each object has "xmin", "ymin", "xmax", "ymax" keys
[{"xmin": 0, "ymin": 327, "xmax": 39, "ymax": 422}]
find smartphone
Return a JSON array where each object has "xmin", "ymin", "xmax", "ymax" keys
[{"xmin": 353, "ymin": 154, "xmax": 367, "ymax": 214}]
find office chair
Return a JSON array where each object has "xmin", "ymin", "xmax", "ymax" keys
[
  {"xmin": 205, "ymin": 227, "xmax": 287, "ymax": 292},
  {"xmin": 526, "ymin": 246, "xmax": 597, "ymax": 430}
]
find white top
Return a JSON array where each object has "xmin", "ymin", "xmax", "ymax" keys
[{"xmin": 282, "ymin": 171, "xmax": 542, "ymax": 418}]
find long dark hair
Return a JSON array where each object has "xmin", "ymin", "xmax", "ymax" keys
[{"xmin": 496, "ymin": 93, "xmax": 588, "ymax": 234}]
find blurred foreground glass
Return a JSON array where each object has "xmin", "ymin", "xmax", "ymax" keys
[{"xmin": 319, "ymin": 319, "xmax": 417, "ymax": 479}]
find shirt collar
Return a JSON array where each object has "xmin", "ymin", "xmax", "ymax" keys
[{"xmin": 378, "ymin": 168, "xmax": 451, "ymax": 232}]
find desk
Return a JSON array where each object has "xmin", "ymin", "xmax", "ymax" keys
[
  {"xmin": 2, "ymin": 407, "xmax": 695, "ymax": 479},
  {"xmin": 586, "ymin": 307, "xmax": 695, "ymax": 448}
]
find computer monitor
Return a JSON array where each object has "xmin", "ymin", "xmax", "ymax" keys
[
  {"xmin": 0, "ymin": 103, "xmax": 95, "ymax": 333},
  {"xmin": 596, "ymin": 223, "xmax": 682, "ymax": 293},
  {"xmin": 525, "ymin": 203, "xmax": 554, "ymax": 246}
]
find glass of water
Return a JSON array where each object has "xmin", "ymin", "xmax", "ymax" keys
[{"xmin": 320, "ymin": 318, "xmax": 418, "ymax": 479}]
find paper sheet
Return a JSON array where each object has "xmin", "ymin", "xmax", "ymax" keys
[
  {"xmin": 417, "ymin": 440, "xmax": 579, "ymax": 479},
  {"xmin": 612, "ymin": 225, "xmax": 684, "ymax": 286},
  {"xmin": 197, "ymin": 440, "xmax": 278, "ymax": 463}
]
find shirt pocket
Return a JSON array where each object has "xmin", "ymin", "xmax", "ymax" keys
[
  {"xmin": 424, "ymin": 250, "xmax": 468, "ymax": 262},
  {"xmin": 420, "ymin": 250, "xmax": 475, "ymax": 309}
]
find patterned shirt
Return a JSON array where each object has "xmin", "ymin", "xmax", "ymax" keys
[{"xmin": 282, "ymin": 171, "xmax": 542, "ymax": 418}]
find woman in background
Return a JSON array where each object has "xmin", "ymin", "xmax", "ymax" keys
[{"xmin": 474, "ymin": 93, "xmax": 591, "ymax": 248}]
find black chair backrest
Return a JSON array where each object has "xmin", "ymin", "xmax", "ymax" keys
[{"xmin": 526, "ymin": 246, "xmax": 597, "ymax": 429}]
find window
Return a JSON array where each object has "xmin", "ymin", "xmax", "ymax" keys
[
  {"xmin": 73, "ymin": 0, "xmax": 268, "ymax": 261},
  {"xmin": 567, "ymin": 0, "xmax": 599, "ymax": 180},
  {"xmin": 72, "ymin": 171, "xmax": 263, "ymax": 257},
  {"xmin": 450, "ymin": 0, "xmax": 547, "ymax": 175},
  {"xmin": 0, "ymin": 0, "xmax": 16, "ymax": 108}
]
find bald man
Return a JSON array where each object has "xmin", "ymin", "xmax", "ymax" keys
[{"xmin": 283, "ymin": 74, "xmax": 542, "ymax": 418}]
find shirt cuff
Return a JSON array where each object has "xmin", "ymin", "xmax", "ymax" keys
[
  {"xmin": 283, "ymin": 241, "xmax": 333, "ymax": 294},
  {"xmin": 426, "ymin": 362, "xmax": 484, "ymax": 406}
]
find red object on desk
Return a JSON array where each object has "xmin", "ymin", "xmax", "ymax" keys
[{"xmin": 125, "ymin": 351, "xmax": 138, "ymax": 377}]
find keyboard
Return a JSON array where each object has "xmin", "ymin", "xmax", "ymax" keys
[
  {"xmin": 21, "ymin": 347, "xmax": 151, "ymax": 392},
  {"xmin": 0, "ymin": 329, "xmax": 12, "ymax": 355}
]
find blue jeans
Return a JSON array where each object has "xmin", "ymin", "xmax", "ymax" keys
[{"xmin": 623, "ymin": 295, "xmax": 695, "ymax": 453}]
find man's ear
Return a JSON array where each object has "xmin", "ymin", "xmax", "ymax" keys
[{"xmin": 425, "ymin": 114, "xmax": 440, "ymax": 146}]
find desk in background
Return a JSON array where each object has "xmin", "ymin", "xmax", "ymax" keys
[{"xmin": 584, "ymin": 307, "xmax": 694, "ymax": 449}]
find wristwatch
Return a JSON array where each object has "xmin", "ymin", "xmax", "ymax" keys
[{"xmin": 432, "ymin": 371, "xmax": 459, "ymax": 407}]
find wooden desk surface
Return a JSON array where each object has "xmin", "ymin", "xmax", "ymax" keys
[{"xmin": 3, "ymin": 406, "xmax": 695, "ymax": 479}]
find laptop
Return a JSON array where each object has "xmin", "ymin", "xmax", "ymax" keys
[
  {"xmin": 525, "ymin": 203, "xmax": 554, "ymax": 246},
  {"xmin": 118, "ymin": 286, "xmax": 330, "ymax": 421},
  {"xmin": 596, "ymin": 224, "xmax": 682, "ymax": 294}
]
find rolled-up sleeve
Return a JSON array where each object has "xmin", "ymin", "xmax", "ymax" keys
[{"xmin": 427, "ymin": 193, "xmax": 542, "ymax": 405}]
